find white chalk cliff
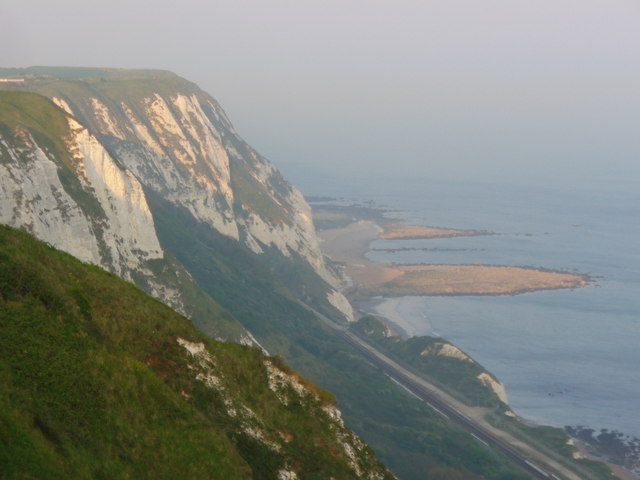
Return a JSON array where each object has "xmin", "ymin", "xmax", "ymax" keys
[
  {"xmin": 91, "ymin": 92, "xmax": 337, "ymax": 285},
  {"xmin": 0, "ymin": 116, "xmax": 162, "ymax": 277},
  {"xmin": 0, "ymin": 69, "xmax": 352, "ymax": 322}
]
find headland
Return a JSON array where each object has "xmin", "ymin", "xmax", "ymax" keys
[{"xmin": 317, "ymin": 216, "xmax": 591, "ymax": 298}]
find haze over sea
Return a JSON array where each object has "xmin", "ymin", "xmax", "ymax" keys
[{"xmin": 285, "ymin": 166, "xmax": 640, "ymax": 440}]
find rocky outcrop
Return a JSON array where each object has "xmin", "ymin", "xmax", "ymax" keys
[
  {"xmin": 477, "ymin": 372, "xmax": 509, "ymax": 404},
  {"xmin": 420, "ymin": 342, "xmax": 473, "ymax": 362},
  {"xmin": 0, "ymin": 224, "xmax": 394, "ymax": 479}
]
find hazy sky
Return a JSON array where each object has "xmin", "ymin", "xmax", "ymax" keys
[{"xmin": 2, "ymin": 0, "xmax": 639, "ymax": 187}]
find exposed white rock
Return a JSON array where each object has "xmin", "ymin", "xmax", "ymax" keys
[
  {"xmin": 264, "ymin": 359, "xmax": 387, "ymax": 479},
  {"xmin": 90, "ymin": 97, "xmax": 125, "ymax": 139},
  {"xmin": 176, "ymin": 337, "xmax": 209, "ymax": 357},
  {"xmin": 113, "ymin": 92, "xmax": 342, "ymax": 291},
  {"xmin": 322, "ymin": 404, "xmax": 345, "ymax": 427},
  {"xmin": 420, "ymin": 342, "xmax": 473, "ymax": 362},
  {"xmin": 176, "ymin": 337, "xmax": 224, "ymax": 388},
  {"xmin": 66, "ymin": 117, "xmax": 164, "ymax": 276},
  {"xmin": 207, "ymin": 99, "xmax": 236, "ymax": 133},
  {"xmin": 52, "ymin": 97, "xmax": 75, "ymax": 116},
  {"xmin": 342, "ymin": 441, "xmax": 363, "ymax": 477},
  {"xmin": 280, "ymin": 186, "xmax": 340, "ymax": 286},
  {"xmin": 144, "ymin": 277, "xmax": 186, "ymax": 316},
  {"xmin": 223, "ymin": 398, "xmax": 237, "ymax": 418},
  {"xmin": 334, "ymin": 425, "xmax": 388, "ymax": 479},
  {"xmin": 196, "ymin": 371, "xmax": 222, "ymax": 389},
  {"xmin": 477, "ymin": 372, "xmax": 509, "ymax": 404},
  {"xmin": 172, "ymin": 94, "xmax": 233, "ymax": 195},
  {"xmin": 0, "ymin": 131, "xmax": 102, "ymax": 265},
  {"xmin": 327, "ymin": 289, "xmax": 355, "ymax": 322},
  {"xmin": 32, "ymin": 87, "xmax": 352, "ymax": 327},
  {"xmin": 0, "ymin": 108, "xmax": 244, "ymax": 338},
  {"xmin": 277, "ymin": 469, "xmax": 299, "ymax": 480},
  {"xmin": 145, "ymin": 94, "xmax": 198, "ymax": 161},
  {"xmin": 265, "ymin": 360, "xmax": 309, "ymax": 405},
  {"xmin": 143, "ymin": 93, "xmax": 233, "ymax": 205},
  {"xmin": 176, "ymin": 339, "xmax": 279, "ymax": 448},
  {"xmin": 239, "ymin": 331, "xmax": 269, "ymax": 355},
  {"xmin": 566, "ymin": 439, "xmax": 585, "ymax": 459},
  {"xmin": 121, "ymin": 102, "xmax": 165, "ymax": 156},
  {"xmin": 243, "ymin": 426, "xmax": 282, "ymax": 452},
  {"xmin": 117, "ymin": 97, "xmax": 241, "ymax": 240}
]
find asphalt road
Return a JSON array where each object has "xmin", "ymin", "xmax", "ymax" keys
[{"xmin": 302, "ymin": 301, "xmax": 582, "ymax": 480}]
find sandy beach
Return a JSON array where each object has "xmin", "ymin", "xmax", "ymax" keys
[
  {"xmin": 319, "ymin": 221, "xmax": 405, "ymax": 285},
  {"xmin": 318, "ymin": 220, "xmax": 591, "ymax": 297}
]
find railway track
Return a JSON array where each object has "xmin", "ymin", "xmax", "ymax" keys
[{"xmin": 302, "ymin": 301, "xmax": 580, "ymax": 480}]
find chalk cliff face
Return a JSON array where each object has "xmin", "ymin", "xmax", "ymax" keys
[
  {"xmin": 46, "ymin": 74, "xmax": 338, "ymax": 286},
  {"xmin": 0, "ymin": 68, "xmax": 352, "ymax": 323},
  {"xmin": 0, "ymin": 90, "xmax": 249, "ymax": 343},
  {"xmin": 0, "ymin": 94, "xmax": 162, "ymax": 277}
]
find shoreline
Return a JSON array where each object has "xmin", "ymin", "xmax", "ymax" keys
[
  {"xmin": 315, "ymin": 212, "xmax": 635, "ymax": 479},
  {"xmin": 318, "ymin": 219, "xmax": 593, "ymax": 298},
  {"xmin": 357, "ymin": 297, "xmax": 413, "ymax": 338}
]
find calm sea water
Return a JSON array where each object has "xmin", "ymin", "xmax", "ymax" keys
[{"xmin": 290, "ymin": 169, "xmax": 640, "ymax": 439}]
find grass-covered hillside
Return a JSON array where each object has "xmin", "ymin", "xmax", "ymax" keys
[
  {"xmin": 0, "ymin": 225, "xmax": 392, "ymax": 480},
  {"xmin": 149, "ymin": 197, "xmax": 531, "ymax": 480},
  {"xmin": 351, "ymin": 315, "xmax": 506, "ymax": 407},
  {"xmin": 0, "ymin": 90, "xmax": 73, "ymax": 165}
]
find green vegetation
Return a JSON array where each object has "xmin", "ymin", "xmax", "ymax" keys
[
  {"xmin": 134, "ymin": 254, "xmax": 249, "ymax": 342},
  {"xmin": 0, "ymin": 225, "xmax": 391, "ymax": 479},
  {"xmin": 310, "ymin": 203, "xmax": 390, "ymax": 231},
  {"xmin": 351, "ymin": 317, "xmax": 615, "ymax": 480},
  {"xmin": 1, "ymin": 68, "xmax": 600, "ymax": 479},
  {"xmin": 0, "ymin": 89, "xmax": 248, "ymax": 344},
  {"xmin": 487, "ymin": 409, "xmax": 615, "ymax": 480},
  {"xmin": 0, "ymin": 90, "xmax": 106, "ymax": 223},
  {"xmin": 147, "ymin": 196, "xmax": 530, "ymax": 480},
  {"xmin": 351, "ymin": 315, "xmax": 504, "ymax": 407},
  {"xmin": 229, "ymin": 157, "xmax": 291, "ymax": 227},
  {"xmin": 0, "ymin": 91, "xmax": 72, "ymax": 153}
]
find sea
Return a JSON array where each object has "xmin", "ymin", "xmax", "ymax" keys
[{"xmin": 285, "ymin": 166, "xmax": 640, "ymax": 444}]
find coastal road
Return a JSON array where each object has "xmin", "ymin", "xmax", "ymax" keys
[{"xmin": 300, "ymin": 301, "xmax": 585, "ymax": 480}]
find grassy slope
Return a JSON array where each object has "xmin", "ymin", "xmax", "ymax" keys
[
  {"xmin": 0, "ymin": 90, "xmax": 72, "ymax": 160},
  {"xmin": 0, "ymin": 225, "xmax": 392, "ymax": 479},
  {"xmin": 149, "ymin": 195, "xmax": 530, "ymax": 480},
  {"xmin": 351, "ymin": 315, "xmax": 504, "ymax": 407}
]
